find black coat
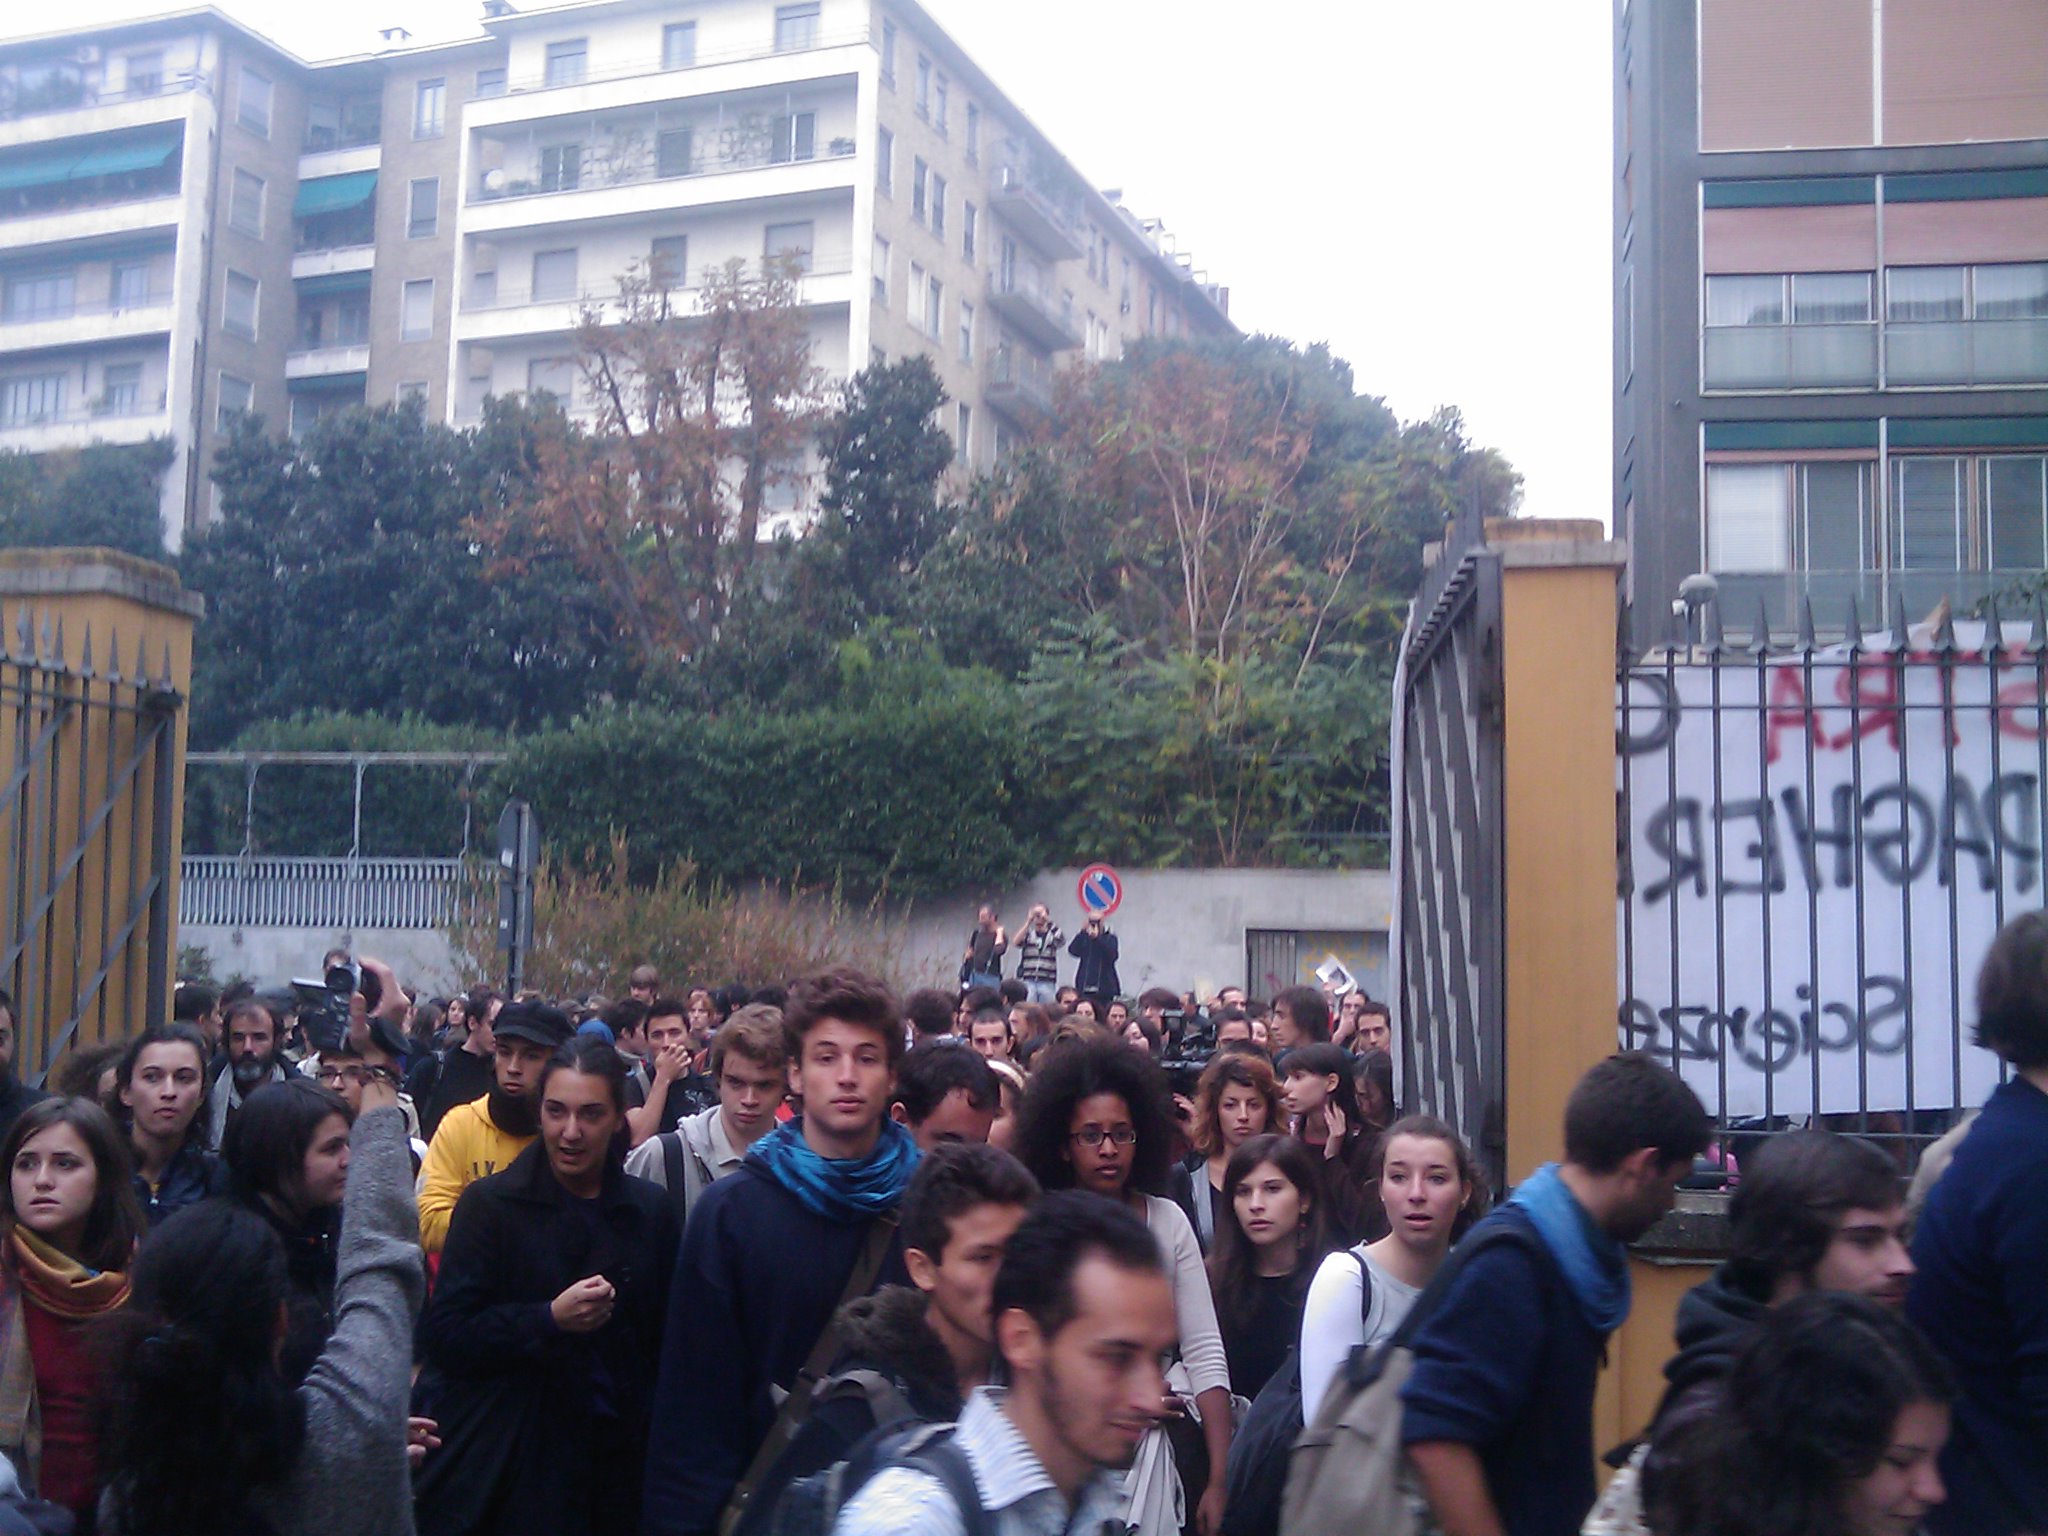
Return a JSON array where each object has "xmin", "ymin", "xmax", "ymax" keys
[{"xmin": 412, "ymin": 1139, "xmax": 679, "ymax": 1536}]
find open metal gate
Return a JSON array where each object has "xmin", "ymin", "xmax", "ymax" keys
[{"xmin": 1392, "ymin": 524, "xmax": 1507, "ymax": 1192}]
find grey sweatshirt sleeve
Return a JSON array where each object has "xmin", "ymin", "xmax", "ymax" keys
[{"xmin": 270, "ymin": 1105, "xmax": 426, "ymax": 1536}]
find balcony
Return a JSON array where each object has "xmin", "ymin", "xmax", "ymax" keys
[
  {"xmin": 0, "ymin": 192, "xmax": 182, "ymax": 252},
  {"xmin": 472, "ymin": 25, "xmax": 871, "ymax": 108},
  {"xmin": 984, "ymin": 346, "xmax": 1054, "ymax": 422},
  {"xmin": 298, "ymin": 143, "xmax": 381, "ymax": 182},
  {"xmin": 987, "ymin": 273, "xmax": 1081, "ymax": 352},
  {"xmin": 455, "ymin": 261, "xmax": 854, "ymax": 341},
  {"xmin": 1887, "ymin": 317, "xmax": 2048, "ymax": 388},
  {"xmin": 0, "ymin": 291, "xmax": 174, "ymax": 353},
  {"xmin": 988, "ymin": 162, "xmax": 1082, "ymax": 261},
  {"xmin": 0, "ymin": 391, "xmax": 169, "ymax": 451},
  {"xmin": 1713, "ymin": 568, "xmax": 2031, "ymax": 637},
  {"xmin": 292, "ymin": 246, "xmax": 376, "ymax": 280},
  {"xmin": 1702, "ymin": 323, "xmax": 1879, "ymax": 391},
  {"xmin": 285, "ymin": 344, "xmax": 371, "ymax": 381},
  {"xmin": 0, "ymin": 74, "xmax": 206, "ymax": 145}
]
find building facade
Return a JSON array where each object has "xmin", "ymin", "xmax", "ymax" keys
[
  {"xmin": 0, "ymin": 0, "xmax": 1232, "ymax": 549},
  {"xmin": 1616, "ymin": 0, "xmax": 2048, "ymax": 638}
]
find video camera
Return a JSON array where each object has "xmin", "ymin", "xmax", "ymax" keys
[
  {"xmin": 1159, "ymin": 1006, "xmax": 1217, "ymax": 1099},
  {"xmin": 290, "ymin": 959, "xmax": 381, "ymax": 1056}
]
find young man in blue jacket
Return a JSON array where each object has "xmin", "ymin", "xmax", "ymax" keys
[
  {"xmin": 1403, "ymin": 1052, "xmax": 1709, "ymax": 1536},
  {"xmin": 641, "ymin": 967, "xmax": 922, "ymax": 1536}
]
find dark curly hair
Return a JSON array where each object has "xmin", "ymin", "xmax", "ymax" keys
[
  {"xmin": 1013, "ymin": 1035, "xmax": 1176, "ymax": 1198},
  {"xmin": 1650, "ymin": 1292, "xmax": 1952, "ymax": 1536}
]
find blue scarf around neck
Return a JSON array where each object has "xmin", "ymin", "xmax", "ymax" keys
[
  {"xmin": 1507, "ymin": 1162, "xmax": 1632, "ymax": 1334},
  {"xmin": 748, "ymin": 1116, "xmax": 922, "ymax": 1222}
]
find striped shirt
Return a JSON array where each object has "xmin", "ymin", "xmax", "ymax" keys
[{"xmin": 830, "ymin": 1387, "xmax": 1125, "ymax": 1536}]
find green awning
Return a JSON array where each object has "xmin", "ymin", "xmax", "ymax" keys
[
  {"xmin": 0, "ymin": 145, "xmax": 89, "ymax": 194},
  {"xmin": 64, "ymin": 135, "xmax": 180, "ymax": 179},
  {"xmin": 293, "ymin": 270, "xmax": 372, "ymax": 297},
  {"xmin": 293, "ymin": 171, "xmax": 377, "ymax": 219}
]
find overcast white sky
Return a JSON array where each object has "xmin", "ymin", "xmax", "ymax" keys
[{"xmin": 5, "ymin": 0, "xmax": 1615, "ymax": 522}]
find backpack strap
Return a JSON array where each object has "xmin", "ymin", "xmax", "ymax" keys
[
  {"xmin": 1345, "ymin": 1218, "xmax": 1550, "ymax": 1394},
  {"xmin": 660, "ymin": 1132, "xmax": 690, "ymax": 1221},
  {"xmin": 719, "ymin": 1215, "xmax": 901, "ymax": 1536},
  {"xmin": 902, "ymin": 1428, "xmax": 989, "ymax": 1536},
  {"xmin": 1353, "ymin": 1249, "xmax": 1375, "ymax": 1334}
]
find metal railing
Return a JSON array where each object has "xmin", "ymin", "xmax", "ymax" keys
[
  {"xmin": 0, "ymin": 392, "xmax": 169, "ymax": 431},
  {"xmin": 461, "ymin": 257, "xmax": 852, "ymax": 312},
  {"xmin": 0, "ymin": 292, "xmax": 173, "ymax": 327},
  {"xmin": 1888, "ymin": 316, "xmax": 2048, "ymax": 388},
  {"xmin": 1618, "ymin": 594, "xmax": 2046, "ymax": 1172},
  {"xmin": 0, "ymin": 71, "xmax": 207, "ymax": 123},
  {"xmin": 181, "ymin": 854, "xmax": 468, "ymax": 931},
  {"xmin": 1703, "ymin": 322, "xmax": 1879, "ymax": 391},
  {"xmin": 479, "ymin": 25, "xmax": 872, "ymax": 100},
  {"xmin": 472, "ymin": 131, "xmax": 854, "ymax": 205}
]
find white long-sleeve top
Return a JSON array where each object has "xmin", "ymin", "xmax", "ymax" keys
[
  {"xmin": 1297, "ymin": 1245, "xmax": 1422, "ymax": 1421},
  {"xmin": 1141, "ymin": 1193, "xmax": 1231, "ymax": 1397}
]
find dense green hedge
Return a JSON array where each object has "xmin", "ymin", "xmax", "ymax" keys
[{"xmin": 497, "ymin": 683, "xmax": 1049, "ymax": 900}]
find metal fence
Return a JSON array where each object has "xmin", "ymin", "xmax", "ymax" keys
[
  {"xmin": 0, "ymin": 614, "xmax": 181, "ymax": 1081},
  {"xmin": 1617, "ymin": 594, "xmax": 2044, "ymax": 1170},
  {"xmin": 1392, "ymin": 512, "xmax": 1508, "ymax": 1193},
  {"xmin": 182, "ymin": 855, "xmax": 468, "ymax": 931}
]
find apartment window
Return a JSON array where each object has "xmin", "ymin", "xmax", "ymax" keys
[
  {"xmin": 471, "ymin": 268, "xmax": 498, "ymax": 305},
  {"xmin": 765, "ymin": 221, "xmax": 815, "ymax": 274},
  {"xmin": 772, "ymin": 112, "xmax": 817, "ymax": 164},
  {"xmin": 532, "ymin": 248, "xmax": 579, "ymax": 302},
  {"xmin": 228, "ymin": 169, "xmax": 264, "ymax": 236},
  {"xmin": 880, "ymin": 19, "xmax": 897, "ymax": 85},
  {"xmin": 651, "ymin": 235, "xmax": 688, "ymax": 286},
  {"xmin": 1705, "ymin": 272, "xmax": 1872, "ymax": 326},
  {"xmin": 962, "ymin": 202, "xmax": 977, "ymax": 263},
  {"xmin": 111, "ymin": 260, "xmax": 151, "ymax": 310},
  {"xmin": 539, "ymin": 143, "xmax": 582, "ymax": 193},
  {"xmin": 545, "ymin": 40, "xmax": 588, "ymax": 87},
  {"xmin": 926, "ymin": 275, "xmax": 943, "ymax": 341},
  {"xmin": 125, "ymin": 53, "xmax": 163, "ymax": 96},
  {"xmin": 915, "ymin": 54, "xmax": 931, "ymax": 117},
  {"xmin": 873, "ymin": 235, "xmax": 890, "ymax": 304},
  {"xmin": 934, "ymin": 75, "xmax": 949, "ymax": 134},
  {"xmin": 223, "ymin": 270, "xmax": 259, "ymax": 339},
  {"xmin": 663, "ymin": 22, "xmax": 698, "ymax": 69},
  {"xmin": 3, "ymin": 271, "xmax": 74, "ymax": 323},
  {"xmin": 98, "ymin": 362, "xmax": 141, "ymax": 416},
  {"xmin": 1893, "ymin": 456, "xmax": 1964, "ymax": 571},
  {"xmin": 965, "ymin": 102, "xmax": 980, "ymax": 164},
  {"xmin": 397, "ymin": 380, "xmax": 428, "ymax": 407},
  {"xmin": 217, "ymin": 373, "xmax": 253, "ymax": 429},
  {"xmin": 408, "ymin": 177, "xmax": 440, "ymax": 238},
  {"xmin": 401, "ymin": 278, "xmax": 434, "ymax": 340},
  {"xmin": 1976, "ymin": 263, "xmax": 2048, "ymax": 319},
  {"xmin": 475, "ymin": 66, "xmax": 506, "ymax": 97},
  {"xmin": 956, "ymin": 402, "xmax": 972, "ymax": 459},
  {"xmin": 876, "ymin": 128, "xmax": 894, "ymax": 195},
  {"xmin": 912, "ymin": 157, "xmax": 928, "ymax": 222},
  {"xmin": 930, "ymin": 173, "xmax": 946, "ymax": 237},
  {"xmin": 527, "ymin": 357, "xmax": 576, "ymax": 404},
  {"xmin": 1886, "ymin": 266, "xmax": 1964, "ymax": 323},
  {"xmin": 237, "ymin": 67, "xmax": 272, "ymax": 136},
  {"xmin": 337, "ymin": 294, "xmax": 369, "ymax": 344},
  {"xmin": 909, "ymin": 262, "xmax": 926, "ymax": 323},
  {"xmin": 414, "ymin": 79, "xmax": 446, "ymax": 138},
  {"xmin": 1706, "ymin": 461, "xmax": 1872, "ymax": 575},
  {"xmin": 1986, "ymin": 454, "xmax": 2048, "ymax": 569},
  {"xmin": 774, "ymin": 3, "xmax": 821, "ymax": 51},
  {"xmin": 1888, "ymin": 262, "xmax": 2048, "ymax": 321},
  {"xmin": 0, "ymin": 374, "xmax": 65, "ymax": 427},
  {"xmin": 657, "ymin": 127, "xmax": 694, "ymax": 178},
  {"xmin": 958, "ymin": 299, "xmax": 973, "ymax": 362}
]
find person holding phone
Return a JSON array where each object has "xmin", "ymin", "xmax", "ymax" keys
[
  {"xmin": 413, "ymin": 1037, "xmax": 680, "ymax": 1536},
  {"xmin": 1069, "ymin": 914, "xmax": 1122, "ymax": 1020}
]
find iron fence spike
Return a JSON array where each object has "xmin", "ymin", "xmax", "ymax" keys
[
  {"xmin": 1845, "ymin": 594, "xmax": 1865, "ymax": 651},
  {"xmin": 2030, "ymin": 597, "xmax": 2048, "ymax": 657},
  {"xmin": 1891, "ymin": 588, "xmax": 1913, "ymax": 653},
  {"xmin": 13, "ymin": 607, "xmax": 28, "ymax": 658},
  {"xmin": 38, "ymin": 614, "xmax": 53, "ymax": 663},
  {"xmin": 50, "ymin": 614, "xmax": 63, "ymax": 668},
  {"xmin": 104, "ymin": 625, "xmax": 121, "ymax": 683},
  {"xmin": 1984, "ymin": 593, "xmax": 2003, "ymax": 653},
  {"xmin": 158, "ymin": 641, "xmax": 174, "ymax": 690},
  {"xmin": 133, "ymin": 632, "xmax": 148, "ymax": 685},
  {"xmin": 78, "ymin": 623, "xmax": 92, "ymax": 677},
  {"xmin": 1749, "ymin": 594, "xmax": 1774, "ymax": 655},
  {"xmin": 1797, "ymin": 593, "xmax": 1818, "ymax": 651},
  {"xmin": 1932, "ymin": 600, "xmax": 1959, "ymax": 654}
]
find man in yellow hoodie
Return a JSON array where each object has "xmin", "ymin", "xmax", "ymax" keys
[{"xmin": 418, "ymin": 1000, "xmax": 571, "ymax": 1253}]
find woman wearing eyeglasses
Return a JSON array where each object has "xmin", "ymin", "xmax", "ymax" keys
[{"xmin": 1015, "ymin": 1034, "xmax": 1234, "ymax": 1536}]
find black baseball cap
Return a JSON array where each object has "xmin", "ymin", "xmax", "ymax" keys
[{"xmin": 491, "ymin": 1002, "xmax": 573, "ymax": 1051}]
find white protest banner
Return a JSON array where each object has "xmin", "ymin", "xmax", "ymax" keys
[{"xmin": 1618, "ymin": 625, "xmax": 2042, "ymax": 1120}]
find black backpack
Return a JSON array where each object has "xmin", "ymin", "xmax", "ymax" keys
[
  {"xmin": 1220, "ymin": 1251, "xmax": 1373, "ymax": 1536},
  {"xmin": 751, "ymin": 1419, "xmax": 989, "ymax": 1536}
]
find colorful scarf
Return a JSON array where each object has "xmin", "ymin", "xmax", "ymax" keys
[
  {"xmin": 9, "ymin": 1227, "xmax": 129, "ymax": 1318},
  {"xmin": 748, "ymin": 1117, "xmax": 921, "ymax": 1222},
  {"xmin": 1507, "ymin": 1162, "xmax": 1631, "ymax": 1334}
]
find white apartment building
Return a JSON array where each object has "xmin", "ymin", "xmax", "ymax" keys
[{"xmin": 0, "ymin": 0, "xmax": 1233, "ymax": 547}]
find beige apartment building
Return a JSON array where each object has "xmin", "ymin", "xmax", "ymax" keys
[{"xmin": 0, "ymin": 0, "xmax": 1232, "ymax": 548}]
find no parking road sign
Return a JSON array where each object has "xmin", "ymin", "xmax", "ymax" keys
[{"xmin": 1077, "ymin": 863, "xmax": 1123, "ymax": 918}]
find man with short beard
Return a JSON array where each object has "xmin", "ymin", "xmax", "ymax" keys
[
  {"xmin": 208, "ymin": 998, "xmax": 288, "ymax": 1148},
  {"xmin": 417, "ymin": 1001, "xmax": 571, "ymax": 1254}
]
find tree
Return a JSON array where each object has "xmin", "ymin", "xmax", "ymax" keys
[
  {"xmin": 182, "ymin": 401, "xmax": 633, "ymax": 746},
  {"xmin": 483, "ymin": 255, "xmax": 830, "ymax": 668},
  {"xmin": 0, "ymin": 438, "xmax": 173, "ymax": 559},
  {"xmin": 814, "ymin": 356, "xmax": 955, "ymax": 618}
]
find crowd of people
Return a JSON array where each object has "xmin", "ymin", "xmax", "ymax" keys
[{"xmin": 0, "ymin": 903, "xmax": 2033, "ymax": 1536}]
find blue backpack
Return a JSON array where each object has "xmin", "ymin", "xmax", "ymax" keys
[{"xmin": 754, "ymin": 1419, "xmax": 990, "ymax": 1536}]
